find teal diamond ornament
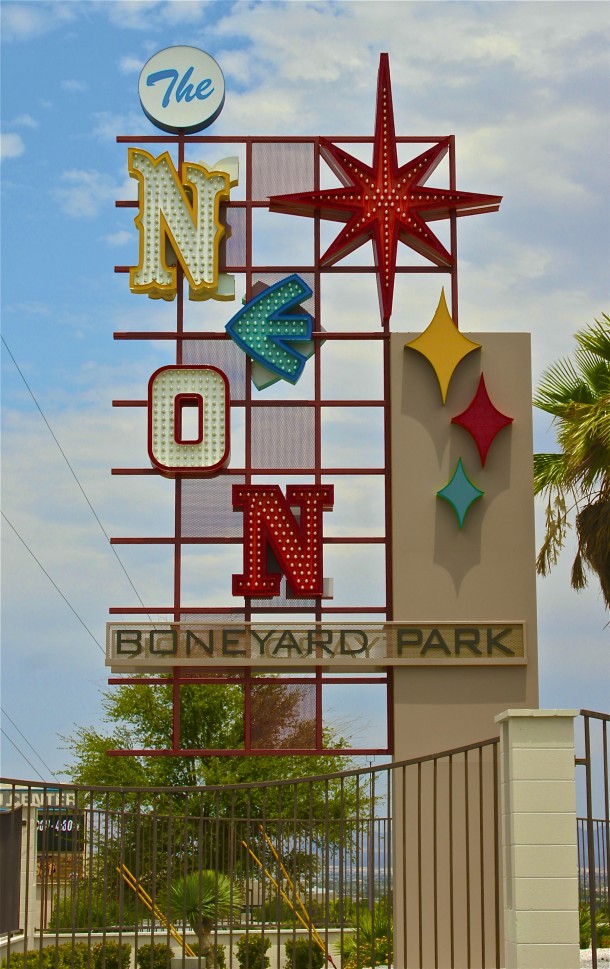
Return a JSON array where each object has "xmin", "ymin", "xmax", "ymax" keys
[{"xmin": 437, "ymin": 458, "xmax": 484, "ymax": 528}]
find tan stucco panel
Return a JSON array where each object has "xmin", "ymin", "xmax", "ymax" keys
[{"xmin": 390, "ymin": 332, "xmax": 539, "ymax": 758}]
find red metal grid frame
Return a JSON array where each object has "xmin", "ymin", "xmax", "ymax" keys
[{"xmin": 108, "ymin": 130, "xmax": 460, "ymax": 756}]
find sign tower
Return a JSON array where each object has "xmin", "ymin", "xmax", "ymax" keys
[{"xmin": 107, "ymin": 49, "xmax": 538, "ymax": 759}]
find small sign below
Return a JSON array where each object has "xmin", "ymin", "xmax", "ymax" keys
[{"xmin": 138, "ymin": 46, "xmax": 225, "ymax": 133}]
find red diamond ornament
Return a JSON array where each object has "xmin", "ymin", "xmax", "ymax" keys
[
  {"xmin": 269, "ymin": 54, "xmax": 502, "ymax": 325},
  {"xmin": 451, "ymin": 374, "xmax": 514, "ymax": 466}
]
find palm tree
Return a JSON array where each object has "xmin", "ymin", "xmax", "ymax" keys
[
  {"xmin": 533, "ymin": 314, "xmax": 610, "ymax": 607},
  {"xmin": 169, "ymin": 870, "xmax": 241, "ymax": 964}
]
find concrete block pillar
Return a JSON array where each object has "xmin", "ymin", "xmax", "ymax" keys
[
  {"xmin": 495, "ymin": 709, "xmax": 580, "ymax": 969},
  {"xmin": 20, "ymin": 806, "xmax": 39, "ymax": 941}
]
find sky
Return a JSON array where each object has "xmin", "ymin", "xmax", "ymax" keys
[{"xmin": 1, "ymin": 0, "xmax": 609, "ymax": 793}]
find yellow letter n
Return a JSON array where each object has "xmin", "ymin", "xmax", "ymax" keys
[{"xmin": 128, "ymin": 148, "xmax": 238, "ymax": 301}]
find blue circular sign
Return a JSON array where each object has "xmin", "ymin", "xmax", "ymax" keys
[{"xmin": 138, "ymin": 47, "xmax": 225, "ymax": 133}]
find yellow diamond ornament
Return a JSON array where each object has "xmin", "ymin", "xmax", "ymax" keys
[{"xmin": 405, "ymin": 290, "xmax": 481, "ymax": 403}]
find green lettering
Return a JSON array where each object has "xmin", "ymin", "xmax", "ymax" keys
[
  {"xmin": 455, "ymin": 628, "xmax": 482, "ymax": 655},
  {"xmin": 116, "ymin": 630, "xmax": 142, "ymax": 655},
  {"xmin": 486, "ymin": 628, "xmax": 514, "ymax": 655},
  {"xmin": 251, "ymin": 629, "xmax": 276, "ymax": 655},
  {"xmin": 149, "ymin": 630, "xmax": 177, "ymax": 655},
  {"xmin": 306, "ymin": 630, "xmax": 334, "ymax": 656},
  {"xmin": 396, "ymin": 628, "xmax": 423, "ymax": 655},
  {"xmin": 272, "ymin": 630, "xmax": 304, "ymax": 656},
  {"xmin": 185, "ymin": 630, "xmax": 214, "ymax": 657},
  {"xmin": 222, "ymin": 628, "xmax": 246, "ymax": 656},
  {"xmin": 421, "ymin": 629, "xmax": 451, "ymax": 655},
  {"xmin": 340, "ymin": 630, "xmax": 368, "ymax": 655}
]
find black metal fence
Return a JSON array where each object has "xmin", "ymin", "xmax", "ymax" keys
[
  {"xmin": 576, "ymin": 709, "xmax": 610, "ymax": 967},
  {"xmin": 0, "ymin": 737, "xmax": 501, "ymax": 969}
]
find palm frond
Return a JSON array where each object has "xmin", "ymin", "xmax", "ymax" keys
[
  {"xmin": 533, "ymin": 453, "xmax": 568, "ymax": 495},
  {"xmin": 571, "ymin": 551, "xmax": 587, "ymax": 591},
  {"xmin": 169, "ymin": 870, "xmax": 240, "ymax": 936},
  {"xmin": 533, "ymin": 314, "xmax": 610, "ymax": 609},
  {"xmin": 534, "ymin": 357, "xmax": 591, "ymax": 414},
  {"xmin": 572, "ymin": 349, "xmax": 610, "ymax": 398},
  {"xmin": 576, "ymin": 497, "xmax": 610, "ymax": 609},
  {"xmin": 535, "ymin": 493, "xmax": 569, "ymax": 576},
  {"xmin": 576, "ymin": 314, "xmax": 610, "ymax": 363}
]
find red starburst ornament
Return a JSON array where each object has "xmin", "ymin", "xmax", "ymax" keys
[
  {"xmin": 451, "ymin": 374, "xmax": 514, "ymax": 466},
  {"xmin": 269, "ymin": 54, "xmax": 502, "ymax": 325}
]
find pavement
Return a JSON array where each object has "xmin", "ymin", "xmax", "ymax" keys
[{"xmin": 581, "ymin": 949, "xmax": 610, "ymax": 967}]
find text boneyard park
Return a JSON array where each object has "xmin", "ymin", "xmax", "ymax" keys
[{"xmin": 107, "ymin": 622, "xmax": 526, "ymax": 667}]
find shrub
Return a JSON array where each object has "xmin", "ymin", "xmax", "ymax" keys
[
  {"xmin": 596, "ymin": 918, "xmax": 610, "ymax": 947},
  {"xmin": 135, "ymin": 944, "xmax": 173, "ymax": 969},
  {"xmin": 580, "ymin": 905, "xmax": 591, "ymax": 949},
  {"xmin": 335, "ymin": 905, "xmax": 392, "ymax": 969},
  {"xmin": 92, "ymin": 941, "xmax": 132, "ymax": 969},
  {"xmin": 283, "ymin": 939, "xmax": 324, "ymax": 969},
  {"xmin": 235, "ymin": 935, "xmax": 271, "ymax": 969},
  {"xmin": 1, "ymin": 952, "xmax": 45, "ymax": 969},
  {"xmin": 1, "ymin": 943, "xmax": 90, "ymax": 969},
  {"xmin": 48, "ymin": 886, "xmax": 119, "ymax": 930}
]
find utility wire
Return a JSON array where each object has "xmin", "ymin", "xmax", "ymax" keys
[
  {"xmin": 1, "ymin": 728, "xmax": 48, "ymax": 783},
  {"xmin": 1, "ymin": 511, "xmax": 105, "ymax": 655},
  {"xmin": 1, "ymin": 334, "xmax": 154, "ymax": 621},
  {"xmin": 1, "ymin": 707, "xmax": 57, "ymax": 778}
]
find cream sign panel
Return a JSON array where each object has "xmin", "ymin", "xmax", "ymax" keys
[
  {"xmin": 138, "ymin": 46, "xmax": 225, "ymax": 133},
  {"xmin": 107, "ymin": 622, "xmax": 526, "ymax": 671}
]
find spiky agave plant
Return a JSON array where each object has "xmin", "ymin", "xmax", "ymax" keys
[{"xmin": 169, "ymin": 870, "xmax": 240, "ymax": 960}]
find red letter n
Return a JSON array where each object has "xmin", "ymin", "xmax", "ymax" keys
[{"xmin": 232, "ymin": 484, "xmax": 334, "ymax": 597}]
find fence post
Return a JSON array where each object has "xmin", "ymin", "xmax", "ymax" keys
[
  {"xmin": 496, "ymin": 709, "xmax": 580, "ymax": 969},
  {"xmin": 20, "ymin": 805, "xmax": 38, "ymax": 943}
]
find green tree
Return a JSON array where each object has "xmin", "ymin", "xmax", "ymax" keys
[
  {"xmin": 62, "ymin": 679, "xmax": 356, "ymax": 798},
  {"xmin": 58, "ymin": 680, "xmax": 375, "ymax": 940},
  {"xmin": 534, "ymin": 315, "xmax": 610, "ymax": 608}
]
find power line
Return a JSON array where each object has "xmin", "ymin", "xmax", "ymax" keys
[
  {"xmin": 1, "ymin": 728, "xmax": 48, "ymax": 783},
  {"xmin": 1, "ymin": 707, "xmax": 56, "ymax": 778},
  {"xmin": 1, "ymin": 511, "xmax": 105, "ymax": 655},
  {"xmin": 1, "ymin": 334, "xmax": 154, "ymax": 620}
]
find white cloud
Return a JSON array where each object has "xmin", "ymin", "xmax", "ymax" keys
[
  {"xmin": 0, "ymin": 132, "xmax": 25, "ymax": 159},
  {"xmin": 0, "ymin": 1, "xmax": 77, "ymax": 41},
  {"xmin": 158, "ymin": 0, "xmax": 210, "ymax": 26},
  {"xmin": 53, "ymin": 169, "xmax": 133, "ymax": 218},
  {"xmin": 106, "ymin": 0, "xmax": 210, "ymax": 30},
  {"xmin": 92, "ymin": 110, "xmax": 152, "ymax": 140},
  {"xmin": 61, "ymin": 79, "xmax": 90, "ymax": 93},
  {"xmin": 119, "ymin": 54, "xmax": 144, "ymax": 74},
  {"xmin": 101, "ymin": 229, "xmax": 133, "ymax": 247},
  {"xmin": 3, "ymin": 300, "xmax": 52, "ymax": 318},
  {"xmin": 10, "ymin": 113, "xmax": 38, "ymax": 129},
  {"xmin": 105, "ymin": 1, "xmax": 166, "ymax": 31}
]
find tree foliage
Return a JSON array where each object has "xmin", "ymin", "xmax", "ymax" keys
[
  {"xmin": 58, "ymin": 682, "xmax": 372, "ymax": 940},
  {"xmin": 534, "ymin": 314, "xmax": 610, "ymax": 608},
  {"xmin": 62, "ymin": 679, "xmax": 357, "ymax": 798}
]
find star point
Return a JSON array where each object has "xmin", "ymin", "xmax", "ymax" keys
[
  {"xmin": 269, "ymin": 54, "xmax": 502, "ymax": 325},
  {"xmin": 437, "ymin": 458, "xmax": 484, "ymax": 529},
  {"xmin": 452, "ymin": 374, "xmax": 514, "ymax": 465},
  {"xmin": 405, "ymin": 289, "xmax": 481, "ymax": 402}
]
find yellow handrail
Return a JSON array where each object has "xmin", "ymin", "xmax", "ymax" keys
[
  {"xmin": 242, "ymin": 839, "xmax": 336, "ymax": 967},
  {"xmin": 117, "ymin": 863, "xmax": 197, "ymax": 957},
  {"xmin": 259, "ymin": 827, "xmax": 329, "ymax": 959}
]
